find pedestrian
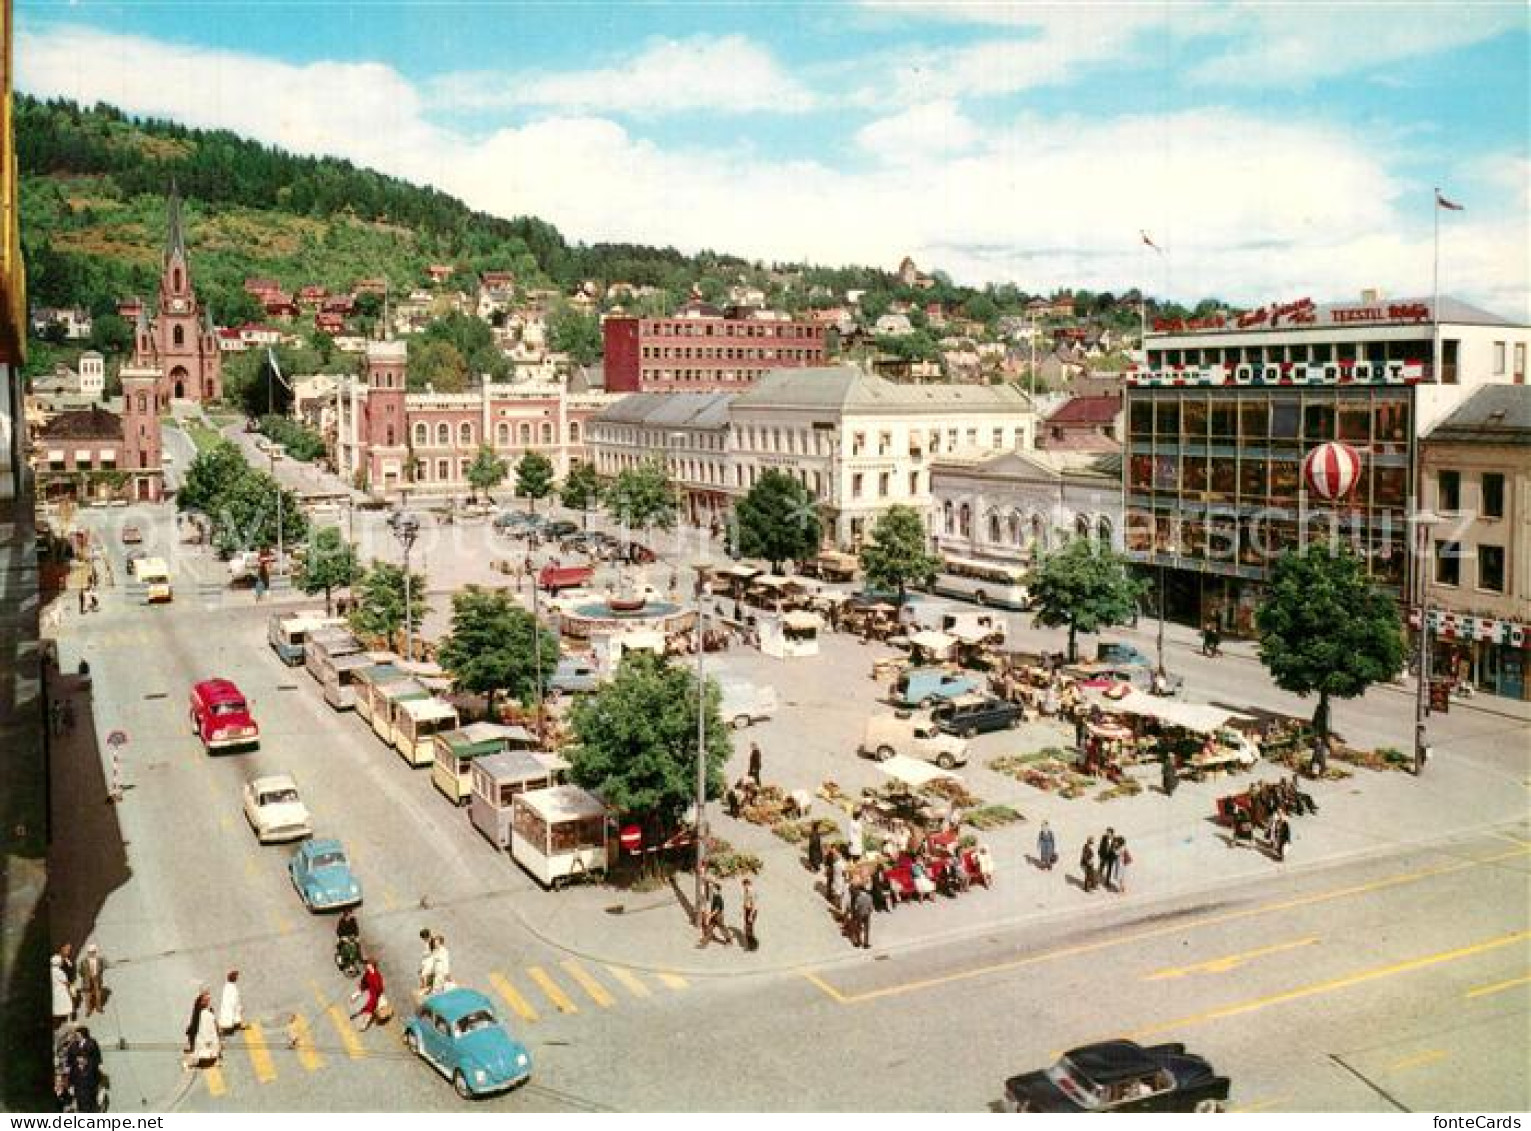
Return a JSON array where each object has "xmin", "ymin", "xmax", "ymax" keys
[
  {"xmin": 50, "ymin": 955, "xmax": 73, "ymax": 1029},
  {"xmin": 824, "ymin": 845, "xmax": 843, "ymax": 906},
  {"xmin": 349, "ymin": 959, "xmax": 385, "ymax": 1030},
  {"xmin": 186, "ymin": 989, "xmax": 221, "ymax": 1067},
  {"xmin": 78, "ymin": 587, "xmax": 87, "ymax": 615},
  {"xmin": 747, "ymin": 742, "xmax": 763, "ymax": 786},
  {"xmin": 63, "ymin": 1027, "xmax": 103, "ymax": 1113},
  {"xmin": 1098, "ymin": 829, "xmax": 1118, "ymax": 891},
  {"xmin": 1309, "ymin": 736, "xmax": 1329, "ymax": 779},
  {"xmin": 846, "ymin": 810, "xmax": 864, "ymax": 862},
  {"xmin": 1074, "ymin": 715, "xmax": 1088, "ymax": 753},
  {"xmin": 1161, "ymin": 754, "xmax": 1179, "ymax": 797},
  {"xmin": 1080, "ymin": 837, "xmax": 1098, "ymax": 892},
  {"xmin": 429, "ymin": 934, "xmax": 453, "ymax": 993},
  {"xmin": 255, "ymin": 561, "xmax": 270, "ymax": 602},
  {"xmin": 708, "ymin": 882, "xmax": 731, "ymax": 946},
  {"xmin": 216, "ymin": 970, "xmax": 244, "ymax": 1034},
  {"xmin": 1037, "ymin": 821, "xmax": 1057, "ymax": 870},
  {"xmin": 1271, "ymin": 814, "xmax": 1291, "ymax": 862},
  {"xmin": 108, "ymin": 751, "xmax": 124, "ymax": 803},
  {"xmin": 1115, "ymin": 838, "xmax": 1133, "ymax": 893},
  {"xmin": 852, "ymin": 883, "xmax": 874, "ymax": 950},
  {"xmin": 417, "ymin": 928, "xmax": 435, "ymax": 997},
  {"xmin": 78, "ymin": 944, "xmax": 106, "ymax": 1017},
  {"xmin": 57, "ymin": 944, "xmax": 78, "ymax": 1019},
  {"xmin": 741, "ymin": 877, "xmax": 759, "ymax": 952}
]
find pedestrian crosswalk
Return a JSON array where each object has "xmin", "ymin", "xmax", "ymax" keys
[{"xmin": 198, "ymin": 960, "xmax": 689, "ymax": 1098}]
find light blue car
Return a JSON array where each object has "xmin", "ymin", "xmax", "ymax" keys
[
  {"xmin": 893, "ymin": 667, "xmax": 980, "ymax": 708},
  {"xmin": 405, "ymin": 988, "xmax": 533, "ymax": 1099},
  {"xmin": 287, "ymin": 837, "xmax": 362, "ymax": 912}
]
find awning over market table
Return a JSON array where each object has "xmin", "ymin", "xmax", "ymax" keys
[
  {"xmin": 907, "ymin": 629, "xmax": 957, "ymax": 653},
  {"xmin": 946, "ymin": 623, "xmax": 993, "ymax": 645},
  {"xmin": 876, "ymin": 753, "xmax": 959, "ymax": 786},
  {"xmin": 782, "ymin": 610, "xmax": 822, "ymax": 631},
  {"xmin": 1084, "ymin": 687, "xmax": 1250, "ymax": 734}
]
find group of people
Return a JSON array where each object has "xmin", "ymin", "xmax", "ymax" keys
[
  {"xmin": 1078, "ymin": 826, "xmax": 1133, "ymax": 894},
  {"xmin": 416, "ymin": 928, "xmax": 454, "ymax": 999},
  {"xmin": 49, "ymin": 943, "xmax": 107, "ymax": 1028},
  {"xmin": 1230, "ymin": 775, "xmax": 1317, "ymax": 861},
  {"xmin": 697, "ymin": 876, "xmax": 758, "ymax": 951},
  {"xmin": 182, "ymin": 971, "xmax": 244, "ymax": 1069}
]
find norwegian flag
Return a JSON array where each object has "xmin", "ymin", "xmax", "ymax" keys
[{"xmin": 1435, "ymin": 189, "xmax": 1464, "ymax": 211}]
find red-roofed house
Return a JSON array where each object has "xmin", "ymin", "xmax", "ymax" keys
[
  {"xmin": 426, "ymin": 264, "xmax": 453, "ymax": 283},
  {"xmin": 1038, "ymin": 394, "xmax": 1123, "ymax": 452},
  {"xmin": 244, "ymin": 277, "xmax": 281, "ymax": 298},
  {"xmin": 322, "ymin": 295, "xmax": 356, "ymax": 315},
  {"xmin": 316, "ymin": 312, "xmax": 346, "ymax": 333},
  {"xmin": 217, "ymin": 328, "xmax": 249, "ymax": 352},
  {"xmin": 480, "ymin": 271, "xmax": 514, "ymax": 288},
  {"xmin": 116, "ymin": 297, "xmax": 143, "ymax": 320},
  {"xmin": 297, "ymin": 285, "xmax": 328, "ymax": 307},
  {"xmin": 262, "ymin": 293, "xmax": 299, "ymax": 319}
]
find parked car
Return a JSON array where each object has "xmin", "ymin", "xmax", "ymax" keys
[
  {"xmin": 189, "ymin": 678, "xmax": 259, "ymax": 752},
  {"xmin": 121, "ymin": 525, "xmax": 143, "ymax": 545},
  {"xmin": 717, "ymin": 678, "xmax": 779, "ymax": 730},
  {"xmin": 547, "ymin": 657, "xmax": 601, "ymax": 695},
  {"xmin": 928, "ymin": 694, "xmax": 1023, "ymax": 737},
  {"xmin": 1002, "ymin": 1041, "xmax": 1230, "ymax": 1113},
  {"xmin": 891, "ymin": 667, "xmax": 980, "ymax": 708},
  {"xmin": 287, "ymin": 838, "xmax": 362, "ymax": 912},
  {"xmin": 538, "ymin": 564, "xmax": 593, "ymax": 594},
  {"xmin": 543, "ymin": 520, "xmax": 579, "ymax": 539},
  {"xmin": 404, "ymin": 987, "xmax": 532, "ymax": 1100},
  {"xmin": 241, "ymin": 773, "xmax": 313, "ymax": 843},
  {"xmin": 620, "ymin": 542, "xmax": 657, "ymax": 565},
  {"xmin": 859, "ymin": 713, "xmax": 969, "ymax": 769},
  {"xmin": 493, "ymin": 511, "xmax": 534, "ymax": 531}
]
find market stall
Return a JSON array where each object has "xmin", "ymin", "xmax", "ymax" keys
[
  {"xmin": 904, "ymin": 629, "xmax": 958, "ymax": 665},
  {"xmin": 1077, "ymin": 687, "xmax": 1257, "ymax": 779},
  {"xmin": 431, "ymin": 723, "xmax": 542, "ymax": 803},
  {"xmin": 759, "ymin": 610, "xmax": 823, "ymax": 658},
  {"xmin": 510, "ymin": 784, "xmax": 610, "ymax": 888},
  {"xmin": 468, "ymin": 750, "xmax": 568, "ymax": 847}
]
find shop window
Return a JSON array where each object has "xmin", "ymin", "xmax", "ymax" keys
[
  {"xmin": 1479, "ymin": 545, "xmax": 1505, "ymax": 592},
  {"xmin": 1435, "ymin": 540, "xmax": 1460, "ymax": 586},
  {"xmin": 1239, "ymin": 399, "xmax": 1268, "ymax": 439},
  {"xmin": 1206, "ymin": 513, "xmax": 1238, "ymax": 562},
  {"xmin": 1210, "ymin": 458, "xmax": 1237, "ymax": 499},
  {"xmin": 1154, "ymin": 400, "xmax": 1180, "ymax": 437},
  {"xmin": 1438, "ymin": 470, "xmax": 1460, "ymax": 512},
  {"xmin": 1182, "ymin": 456, "xmax": 1209, "ymax": 495},
  {"xmin": 1482, "ymin": 473, "xmax": 1504, "ymax": 519},
  {"xmin": 1239, "ymin": 458, "xmax": 1268, "ymax": 502},
  {"xmin": 1302, "ymin": 402, "xmax": 1335, "ymax": 440},
  {"xmin": 1209, "ymin": 400, "xmax": 1237, "ymax": 440},
  {"xmin": 1152, "ymin": 455, "xmax": 1178, "ymax": 491},
  {"xmin": 1182, "ymin": 400, "xmax": 1208, "ymax": 439},
  {"xmin": 1130, "ymin": 400, "xmax": 1153, "ymax": 437},
  {"xmin": 1337, "ymin": 404, "xmax": 1370, "ymax": 442},
  {"xmin": 1374, "ymin": 399, "xmax": 1409, "ymax": 449},
  {"xmin": 1129, "ymin": 455, "xmax": 1154, "ymax": 490},
  {"xmin": 1271, "ymin": 400, "xmax": 1300, "ymax": 438},
  {"xmin": 1270, "ymin": 457, "xmax": 1299, "ymax": 499},
  {"xmin": 1372, "ymin": 466, "xmax": 1407, "ymax": 508}
]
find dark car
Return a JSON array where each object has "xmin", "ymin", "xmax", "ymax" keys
[
  {"xmin": 1003, "ymin": 1041, "xmax": 1229, "ymax": 1113},
  {"xmin": 543, "ymin": 520, "xmax": 579, "ymax": 539},
  {"xmin": 928, "ymin": 694, "xmax": 1022, "ymax": 737},
  {"xmin": 620, "ymin": 542, "xmax": 657, "ymax": 564}
]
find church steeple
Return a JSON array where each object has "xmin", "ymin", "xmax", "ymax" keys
[{"xmin": 164, "ymin": 180, "xmax": 188, "ymax": 267}]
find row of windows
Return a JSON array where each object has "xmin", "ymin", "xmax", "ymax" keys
[
  {"xmin": 1147, "ymin": 339, "xmax": 1435, "ymax": 368},
  {"xmin": 1435, "ymin": 470, "xmax": 1506, "ymax": 519},
  {"xmin": 641, "ymin": 366, "xmax": 799, "ymax": 383},
  {"xmin": 941, "ymin": 502, "xmax": 1113, "ymax": 551},
  {"xmin": 1129, "ymin": 452, "xmax": 1411, "ymax": 508},
  {"xmin": 1434, "ymin": 540, "xmax": 1507, "ymax": 592},
  {"xmin": 1490, "ymin": 341, "xmax": 1527, "ymax": 378},
  {"xmin": 1126, "ymin": 513, "xmax": 1407, "ymax": 587},
  {"xmin": 1128, "ymin": 393, "xmax": 1411, "ymax": 445},
  {"xmin": 642, "ymin": 322, "xmax": 822, "ymax": 339},
  {"xmin": 640, "ymin": 346, "xmax": 823, "ymax": 362},
  {"xmin": 411, "ymin": 420, "xmax": 580, "ymax": 448}
]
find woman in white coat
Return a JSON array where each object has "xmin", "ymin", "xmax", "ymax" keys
[
  {"xmin": 185, "ymin": 989, "xmax": 221, "ymax": 1068},
  {"xmin": 50, "ymin": 955, "xmax": 73, "ymax": 1028},
  {"xmin": 216, "ymin": 971, "xmax": 244, "ymax": 1034}
]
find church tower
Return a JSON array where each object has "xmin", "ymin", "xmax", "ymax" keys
[{"xmin": 133, "ymin": 183, "xmax": 224, "ymax": 406}]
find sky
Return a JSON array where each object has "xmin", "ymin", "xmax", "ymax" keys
[{"xmin": 15, "ymin": 1, "xmax": 1530, "ymax": 317}]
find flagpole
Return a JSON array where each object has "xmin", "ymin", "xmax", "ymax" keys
[{"xmin": 1432, "ymin": 187, "xmax": 1441, "ymax": 384}]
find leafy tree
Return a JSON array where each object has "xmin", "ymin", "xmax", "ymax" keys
[
  {"xmin": 566, "ymin": 651, "xmax": 731, "ymax": 834},
  {"xmin": 1027, "ymin": 539, "xmax": 1144, "ymax": 662},
  {"xmin": 560, "ymin": 460, "xmax": 602, "ymax": 513},
  {"xmin": 257, "ymin": 414, "xmax": 326, "ymax": 461},
  {"xmin": 1255, "ymin": 548, "xmax": 1405, "ymax": 739},
  {"xmin": 407, "ymin": 338, "xmax": 470, "ymax": 393},
  {"xmin": 87, "ymin": 313, "xmax": 133, "ymax": 356},
  {"xmin": 547, "ymin": 302, "xmax": 601, "ymax": 365},
  {"xmin": 465, "ymin": 445, "xmax": 509, "ymax": 503},
  {"xmin": 205, "ymin": 468, "xmax": 308, "ymax": 555},
  {"xmin": 859, "ymin": 505, "xmax": 939, "ymax": 606},
  {"xmin": 177, "ymin": 439, "xmax": 248, "ymax": 516},
  {"xmin": 436, "ymin": 586, "xmax": 559, "ymax": 720},
  {"xmin": 348, "ymin": 561, "xmax": 429, "ymax": 654},
  {"xmin": 734, "ymin": 469, "xmax": 821, "ymax": 572},
  {"xmin": 604, "ymin": 457, "xmax": 678, "ymax": 535},
  {"xmin": 295, "ymin": 526, "xmax": 361, "ymax": 614},
  {"xmin": 417, "ymin": 311, "xmax": 507, "ymax": 382},
  {"xmin": 514, "ymin": 451, "xmax": 555, "ymax": 511}
]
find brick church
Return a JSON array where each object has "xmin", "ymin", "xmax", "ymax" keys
[{"xmin": 132, "ymin": 183, "xmax": 223, "ymax": 406}]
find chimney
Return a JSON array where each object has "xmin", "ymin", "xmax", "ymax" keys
[{"xmin": 1360, "ymin": 288, "xmax": 1383, "ymax": 303}]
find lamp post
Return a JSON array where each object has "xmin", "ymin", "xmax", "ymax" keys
[
  {"xmin": 692, "ymin": 562, "xmax": 711, "ymax": 933},
  {"xmin": 1410, "ymin": 508, "xmax": 1441, "ymax": 775},
  {"xmin": 387, "ymin": 510, "xmax": 420, "ymax": 660}
]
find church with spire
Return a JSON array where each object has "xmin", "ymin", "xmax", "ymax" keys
[{"xmin": 132, "ymin": 183, "xmax": 223, "ymax": 406}]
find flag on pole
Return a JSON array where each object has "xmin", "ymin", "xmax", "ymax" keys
[
  {"xmin": 1435, "ymin": 189, "xmax": 1464, "ymax": 211},
  {"xmin": 1140, "ymin": 229, "xmax": 1164, "ymax": 253}
]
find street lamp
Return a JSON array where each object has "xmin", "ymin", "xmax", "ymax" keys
[
  {"xmin": 387, "ymin": 510, "xmax": 420, "ymax": 660},
  {"xmin": 691, "ymin": 560, "xmax": 713, "ymax": 935},
  {"xmin": 1410, "ymin": 508, "xmax": 1441, "ymax": 775}
]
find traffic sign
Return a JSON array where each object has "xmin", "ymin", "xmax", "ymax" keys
[{"xmin": 106, "ymin": 729, "xmax": 129, "ymax": 749}]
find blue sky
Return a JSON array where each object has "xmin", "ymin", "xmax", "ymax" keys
[{"xmin": 16, "ymin": 2, "xmax": 1530, "ymax": 315}]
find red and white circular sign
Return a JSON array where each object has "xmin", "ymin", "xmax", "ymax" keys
[{"xmin": 1302, "ymin": 442, "xmax": 1362, "ymax": 501}]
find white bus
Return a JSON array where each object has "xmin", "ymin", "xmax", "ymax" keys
[{"xmin": 932, "ymin": 554, "xmax": 1031, "ymax": 610}]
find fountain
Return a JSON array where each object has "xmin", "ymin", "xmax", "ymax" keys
[{"xmin": 552, "ymin": 579, "xmax": 696, "ymax": 641}]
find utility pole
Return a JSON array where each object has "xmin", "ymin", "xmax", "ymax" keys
[
  {"xmin": 388, "ymin": 511, "xmax": 420, "ymax": 660},
  {"xmin": 693, "ymin": 567, "xmax": 709, "ymax": 932},
  {"xmin": 1412, "ymin": 509, "xmax": 1440, "ymax": 774}
]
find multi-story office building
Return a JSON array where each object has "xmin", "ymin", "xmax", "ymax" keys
[
  {"xmin": 1125, "ymin": 294, "xmax": 1529, "ymax": 635},
  {"xmin": 587, "ymin": 392, "xmax": 733, "ymax": 529},
  {"xmin": 602, "ymin": 303, "xmax": 827, "ymax": 393}
]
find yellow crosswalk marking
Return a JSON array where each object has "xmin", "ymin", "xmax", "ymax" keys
[
  {"xmin": 242, "ymin": 1023, "xmax": 277, "ymax": 1083},
  {"xmin": 1146, "ymin": 937, "xmax": 1320, "ymax": 981},
  {"xmin": 604, "ymin": 965, "xmax": 651, "ymax": 999},
  {"xmin": 326, "ymin": 1004, "xmax": 367, "ymax": 1059},
  {"xmin": 1388, "ymin": 1049, "xmax": 1447, "ymax": 1072},
  {"xmin": 527, "ymin": 965, "xmax": 579, "ymax": 1013},
  {"xmin": 203, "ymin": 1066, "xmax": 227, "ymax": 1097},
  {"xmin": 490, "ymin": 972, "xmax": 539, "ymax": 1023},
  {"xmin": 289, "ymin": 1013, "xmax": 326, "ymax": 1071},
  {"xmin": 561, "ymin": 959, "xmax": 614, "ymax": 1008},
  {"xmin": 656, "ymin": 972, "xmax": 689, "ymax": 990},
  {"xmin": 1465, "ymin": 973, "xmax": 1531, "ymax": 999}
]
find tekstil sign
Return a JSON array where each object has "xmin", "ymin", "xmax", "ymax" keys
[{"xmin": 1328, "ymin": 302, "xmax": 1431, "ymax": 325}]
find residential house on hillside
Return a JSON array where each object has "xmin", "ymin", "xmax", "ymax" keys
[
  {"xmin": 873, "ymin": 313, "xmax": 914, "ymax": 337},
  {"xmin": 217, "ymin": 328, "xmax": 248, "ymax": 353},
  {"xmin": 1038, "ymin": 394, "xmax": 1123, "ymax": 453},
  {"xmin": 353, "ymin": 278, "xmax": 388, "ymax": 296},
  {"xmin": 244, "ymin": 277, "xmax": 281, "ymax": 299},
  {"xmin": 426, "ymin": 264, "xmax": 453, "ymax": 284},
  {"xmin": 897, "ymin": 256, "xmax": 936, "ymax": 290},
  {"xmin": 30, "ymin": 306, "xmax": 92, "ymax": 340},
  {"xmin": 297, "ymin": 285, "xmax": 328, "ymax": 308},
  {"xmin": 480, "ymin": 271, "xmax": 514, "ymax": 289},
  {"xmin": 116, "ymin": 297, "xmax": 144, "ymax": 320},
  {"xmin": 322, "ymin": 295, "xmax": 356, "ymax": 315}
]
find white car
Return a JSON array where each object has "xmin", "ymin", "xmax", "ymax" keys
[{"xmin": 242, "ymin": 773, "xmax": 314, "ymax": 843}]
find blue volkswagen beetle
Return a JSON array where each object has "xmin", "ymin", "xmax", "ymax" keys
[
  {"xmin": 287, "ymin": 838, "xmax": 362, "ymax": 912},
  {"xmin": 404, "ymin": 988, "xmax": 532, "ymax": 1099}
]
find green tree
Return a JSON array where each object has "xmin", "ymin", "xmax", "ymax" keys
[
  {"xmin": 514, "ymin": 451, "xmax": 555, "ymax": 512},
  {"xmin": 560, "ymin": 461, "xmax": 602, "ymax": 513},
  {"xmin": 348, "ymin": 561, "xmax": 430, "ymax": 653},
  {"xmin": 295, "ymin": 526, "xmax": 361, "ymax": 615},
  {"xmin": 859, "ymin": 505, "xmax": 939, "ymax": 606},
  {"xmin": 87, "ymin": 312, "xmax": 133, "ymax": 356},
  {"xmin": 547, "ymin": 303, "xmax": 601, "ymax": 365},
  {"xmin": 465, "ymin": 445, "xmax": 509, "ymax": 503},
  {"xmin": 1255, "ymin": 548, "xmax": 1405, "ymax": 739},
  {"xmin": 566, "ymin": 651, "xmax": 730, "ymax": 834},
  {"xmin": 603, "ymin": 457, "xmax": 678, "ymax": 535},
  {"xmin": 407, "ymin": 338, "xmax": 470, "ymax": 393},
  {"xmin": 205, "ymin": 469, "xmax": 308, "ymax": 555},
  {"xmin": 436, "ymin": 586, "xmax": 559, "ymax": 720},
  {"xmin": 177, "ymin": 439, "xmax": 248, "ymax": 516},
  {"xmin": 734, "ymin": 469, "xmax": 821, "ymax": 572},
  {"xmin": 1027, "ymin": 538, "xmax": 1144, "ymax": 662}
]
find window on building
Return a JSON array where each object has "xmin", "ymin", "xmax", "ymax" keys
[
  {"xmin": 136, "ymin": 393, "xmax": 147, "ymax": 414},
  {"xmin": 943, "ymin": 500, "xmax": 954, "ymax": 533},
  {"xmin": 1435, "ymin": 540, "xmax": 1460, "ymax": 586},
  {"xmin": 1130, "ymin": 400, "xmax": 1153, "ymax": 437},
  {"xmin": 909, "ymin": 471, "xmax": 919, "ymax": 495},
  {"xmin": 992, "ymin": 428, "xmax": 1003, "ymax": 448},
  {"xmin": 878, "ymin": 432, "xmax": 891, "ymax": 455},
  {"xmin": 414, "ymin": 422, "xmax": 427, "ymax": 446},
  {"xmin": 1479, "ymin": 545, "xmax": 1505, "ymax": 592},
  {"xmin": 541, "ymin": 422, "xmax": 553, "ymax": 444},
  {"xmin": 1271, "ymin": 400, "xmax": 1300, "ymax": 439},
  {"xmin": 437, "ymin": 459, "xmax": 449, "ymax": 480},
  {"xmin": 436, "ymin": 422, "xmax": 450, "ymax": 446},
  {"xmin": 569, "ymin": 421, "xmax": 581, "ymax": 442},
  {"xmin": 852, "ymin": 432, "xmax": 865, "ymax": 456},
  {"xmin": 852, "ymin": 473, "xmax": 864, "ymax": 498},
  {"xmin": 1438, "ymin": 470, "xmax": 1461, "ymax": 512},
  {"xmin": 1482, "ymin": 473, "xmax": 1505, "ymax": 519},
  {"xmin": 1515, "ymin": 343, "xmax": 1526, "ymax": 383},
  {"xmin": 173, "ymin": 325, "xmax": 184, "ymax": 347},
  {"xmin": 460, "ymin": 422, "xmax": 474, "ymax": 446},
  {"xmin": 1097, "ymin": 516, "xmax": 1112, "ymax": 546},
  {"xmin": 519, "ymin": 423, "xmax": 532, "ymax": 444},
  {"xmin": 1493, "ymin": 341, "xmax": 1506, "ymax": 374},
  {"xmin": 988, "ymin": 512, "xmax": 1001, "ymax": 542},
  {"xmin": 496, "ymin": 422, "xmax": 509, "ymax": 445},
  {"xmin": 878, "ymin": 472, "xmax": 890, "ymax": 498},
  {"xmin": 958, "ymin": 503, "xmax": 970, "ymax": 537},
  {"xmin": 1302, "ymin": 402, "xmax": 1335, "ymax": 439},
  {"xmin": 1209, "ymin": 400, "xmax": 1237, "ymax": 440},
  {"xmin": 966, "ymin": 428, "xmax": 978, "ymax": 446}
]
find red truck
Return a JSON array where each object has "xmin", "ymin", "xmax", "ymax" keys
[
  {"xmin": 189, "ymin": 678, "xmax": 260, "ymax": 752},
  {"xmin": 538, "ymin": 564, "xmax": 594, "ymax": 594}
]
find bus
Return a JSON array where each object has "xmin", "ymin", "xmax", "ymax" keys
[{"xmin": 932, "ymin": 554, "xmax": 1030, "ymax": 610}]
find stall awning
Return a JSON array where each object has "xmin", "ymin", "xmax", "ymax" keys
[
  {"xmin": 47, "ymin": 450, "xmax": 65, "ymax": 462},
  {"xmin": 946, "ymin": 624, "xmax": 992, "ymax": 644},
  {"xmin": 718, "ymin": 565, "xmax": 762, "ymax": 580},
  {"xmin": 877, "ymin": 754, "xmax": 959, "ymax": 786},
  {"xmin": 1085, "ymin": 687, "xmax": 1249, "ymax": 734},
  {"xmin": 783, "ymin": 610, "xmax": 822, "ymax": 631},
  {"xmin": 908, "ymin": 629, "xmax": 957, "ymax": 652},
  {"xmin": 752, "ymin": 575, "xmax": 792, "ymax": 589}
]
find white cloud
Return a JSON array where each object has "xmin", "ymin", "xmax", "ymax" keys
[
  {"xmin": 430, "ymin": 35, "xmax": 814, "ymax": 116},
  {"xmin": 855, "ymin": 100, "xmax": 980, "ymax": 160},
  {"xmin": 14, "ymin": 23, "xmax": 1529, "ymax": 320}
]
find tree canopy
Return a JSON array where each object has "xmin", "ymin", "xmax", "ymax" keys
[
  {"xmin": 858, "ymin": 505, "xmax": 939, "ymax": 605},
  {"xmin": 465, "ymin": 445, "xmax": 509, "ymax": 501},
  {"xmin": 1027, "ymin": 539, "xmax": 1144, "ymax": 662},
  {"xmin": 436, "ymin": 586, "xmax": 558, "ymax": 719},
  {"xmin": 566, "ymin": 651, "xmax": 730, "ymax": 831},
  {"xmin": 295, "ymin": 526, "xmax": 361, "ymax": 614},
  {"xmin": 604, "ymin": 458, "xmax": 678, "ymax": 533},
  {"xmin": 1255, "ymin": 548, "xmax": 1405, "ymax": 738},
  {"xmin": 348, "ymin": 561, "xmax": 430, "ymax": 654},
  {"xmin": 733, "ymin": 469, "xmax": 821, "ymax": 571},
  {"xmin": 178, "ymin": 438, "xmax": 307, "ymax": 553},
  {"xmin": 514, "ymin": 451, "xmax": 555, "ymax": 511},
  {"xmin": 559, "ymin": 461, "xmax": 601, "ymax": 512}
]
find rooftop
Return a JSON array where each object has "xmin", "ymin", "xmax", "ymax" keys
[
  {"xmin": 36, "ymin": 405, "xmax": 122, "ymax": 442},
  {"xmin": 733, "ymin": 366, "xmax": 1033, "ymax": 414},
  {"xmin": 1046, "ymin": 395, "xmax": 1121, "ymax": 425},
  {"xmin": 595, "ymin": 391, "xmax": 734, "ymax": 429},
  {"xmin": 1426, "ymin": 384, "xmax": 1531, "ymax": 445}
]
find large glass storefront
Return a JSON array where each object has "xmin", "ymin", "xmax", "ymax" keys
[{"xmin": 1125, "ymin": 386, "xmax": 1414, "ymax": 633}]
